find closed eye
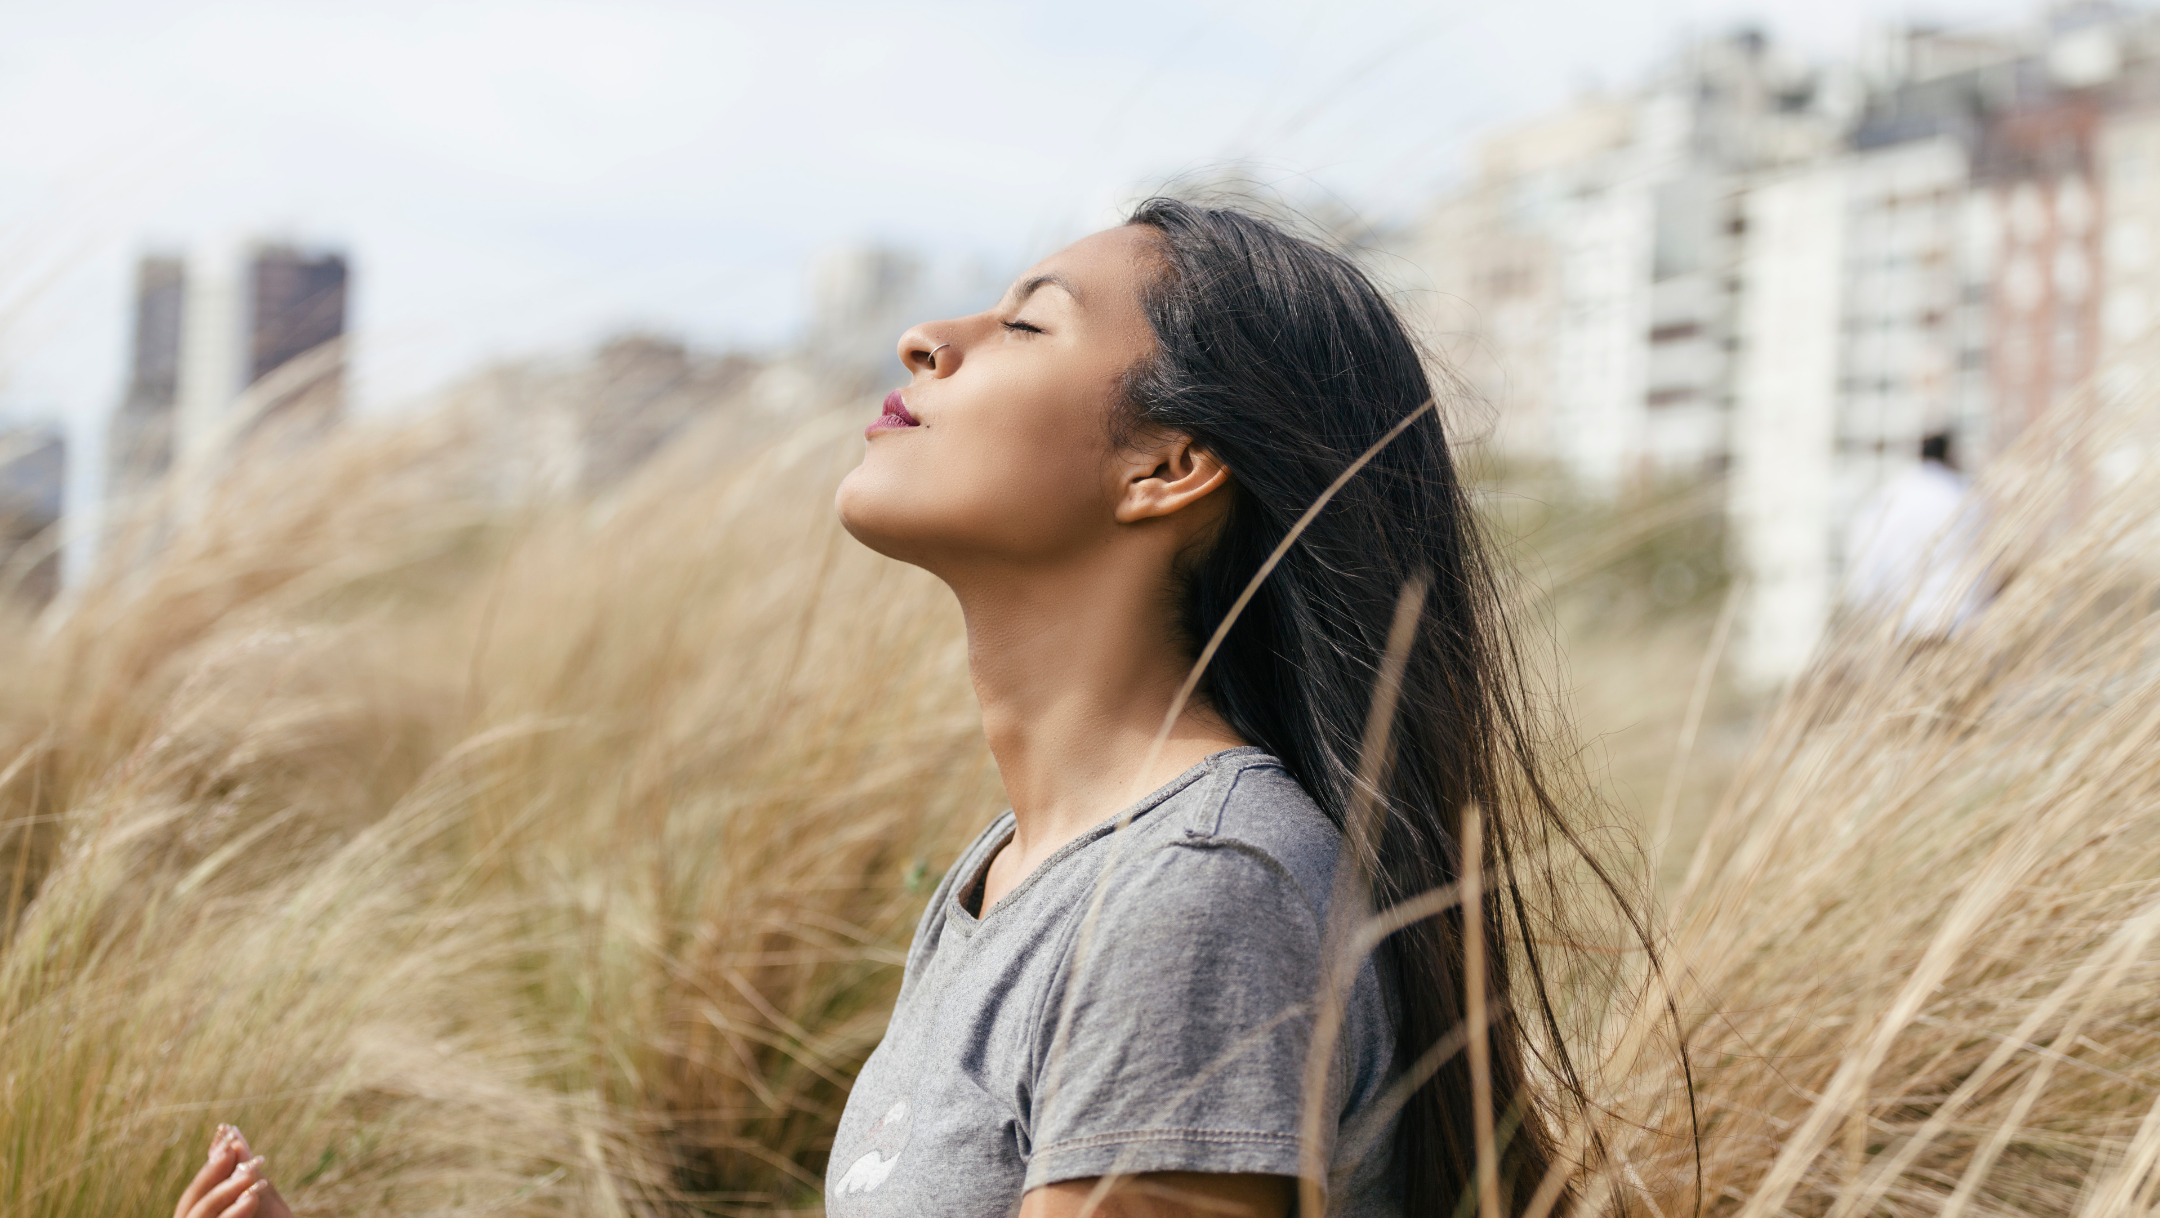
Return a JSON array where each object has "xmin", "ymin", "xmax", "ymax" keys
[{"xmin": 1002, "ymin": 319, "xmax": 1045, "ymax": 335}]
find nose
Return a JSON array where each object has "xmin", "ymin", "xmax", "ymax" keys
[{"xmin": 897, "ymin": 325, "xmax": 959, "ymax": 378}]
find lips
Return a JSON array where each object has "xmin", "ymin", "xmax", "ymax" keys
[{"xmin": 868, "ymin": 389, "xmax": 921, "ymax": 433}]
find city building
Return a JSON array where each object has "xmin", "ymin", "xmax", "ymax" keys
[
  {"xmin": 1403, "ymin": 5, "xmax": 2156, "ymax": 685},
  {"xmin": 449, "ymin": 332, "xmax": 780, "ymax": 502},
  {"xmin": 1972, "ymin": 8, "xmax": 2158, "ymax": 451},
  {"xmin": 2096, "ymin": 106, "xmax": 2158, "ymax": 387},
  {"xmin": 1727, "ymin": 162, "xmax": 1849, "ymax": 685},
  {"xmin": 1401, "ymin": 100, "xmax": 1618, "ymax": 462},
  {"xmin": 108, "ymin": 255, "xmax": 187, "ymax": 498},
  {"xmin": 110, "ymin": 241, "xmax": 349, "ymax": 498},
  {"xmin": 243, "ymin": 244, "xmax": 348, "ymax": 438},
  {"xmin": 1403, "ymin": 30, "xmax": 1848, "ymax": 496},
  {"xmin": 0, "ymin": 425, "xmax": 66, "ymax": 605},
  {"xmin": 1726, "ymin": 3, "xmax": 2156, "ymax": 683}
]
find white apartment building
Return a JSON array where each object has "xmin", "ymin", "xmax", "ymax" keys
[
  {"xmin": 1833, "ymin": 140, "xmax": 1975, "ymax": 528},
  {"xmin": 1728, "ymin": 7, "xmax": 2156, "ymax": 686},
  {"xmin": 1401, "ymin": 31, "xmax": 1844, "ymax": 498},
  {"xmin": 1553, "ymin": 171, "xmax": 1655, "ymax": 495},
  {"xmin": 1401, "ymin": 10, "xmax": 2154, "ymax": 686},
  {"xmin": 2095, "ymin": 109, "xmax": 2158, "ymax": 384},
  {"xmin": 1729, "ymin": 137, "xmax": 1976, "ymax": 685},
  {"xmin": 1730, "ymin": 163, "xmax": 1848, "ymax": 684},
  {"xmin": 1403, "ymin": 97, "xmax": 1638, "ymax": 471}
]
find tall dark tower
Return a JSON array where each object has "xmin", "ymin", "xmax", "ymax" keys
[
  {"xmin": 243, "ymin": 244, "xmax": 348, "ymax": 438},
  {"xmin": 248, "ymin": 246, "xmax": 347, "ymax": 383},
  {"xmin": 107, "ymin": 254, "xmax": 187, "ymax": 496}
]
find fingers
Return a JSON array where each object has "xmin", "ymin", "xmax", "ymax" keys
[
  {"xmin": 180, "ymin": 1125, "xmax": 290, "ymax": 1219},
  {"xmin": 223, "ymin": 1130, "xmax": 292, "ymax": 1216},
  {"xmin": 219, "ymin": 1179, "xmax": 270, "ymax": 1218},
  {"xmin": 188, "ymin": 1155, "xmax": 268, "ymax": 1218},
  {"xmin": 176, "ymin": 1127, "xmax": 243, "ymax": 1217}
]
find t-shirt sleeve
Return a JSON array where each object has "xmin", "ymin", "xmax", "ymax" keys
[{"xmin": 1023, "ymin": 836, "xmax": 1332, "ymax": 1190}]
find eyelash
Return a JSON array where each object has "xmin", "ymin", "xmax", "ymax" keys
[{"xmin": 1002, "ymin": 319, "xmax": 1044, "ymax": 335}]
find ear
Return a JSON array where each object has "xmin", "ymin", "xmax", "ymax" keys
[{"xmin": 1113, "ymin": 431, "xmax": 1230, "ymax": 525}]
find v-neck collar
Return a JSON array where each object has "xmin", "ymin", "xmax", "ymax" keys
[{"xmin": 944, "ymin": 746, "xmax": 1272, "ymax": 930}]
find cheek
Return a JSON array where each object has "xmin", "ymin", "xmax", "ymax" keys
[{"xmin": 835, "ymin": 389, "xmax": 1114, "ymax": 565}]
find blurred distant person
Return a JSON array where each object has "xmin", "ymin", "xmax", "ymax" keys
[
  {"xmin": 178, "ymin": 200, "xmax": 1685, "ymax": 1217},
  {"xmin": 1842, "ymin": 431, "xmax": 1991, "ymax": 640}
]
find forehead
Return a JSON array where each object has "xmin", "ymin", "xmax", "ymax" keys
[{"xmin": 1017, "ymin": 225, "xmax": 1157, "ymax": 307}]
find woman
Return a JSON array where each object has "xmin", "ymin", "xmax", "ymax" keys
[{"xmin": 178, "ymin": 200, "xmax": 1666, "ymax": 1217}]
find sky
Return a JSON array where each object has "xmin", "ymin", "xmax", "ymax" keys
[{"xmin": 2, "ymin": 0, "xmax": 2041, "ymax": 434}]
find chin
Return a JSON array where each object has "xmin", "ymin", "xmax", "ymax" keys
[{"xmin": 834, "ymin": 462, "xmax": 919, "ymax": 563}]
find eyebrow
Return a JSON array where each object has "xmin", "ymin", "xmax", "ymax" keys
[{"xmin": 1005, "ymin": 273, "xmax": 1084, "ymax": 309}]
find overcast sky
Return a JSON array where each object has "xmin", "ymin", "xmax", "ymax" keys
[{"xmin": 2, "ymin": 0, "xmax": 2041, "ymax": 433}]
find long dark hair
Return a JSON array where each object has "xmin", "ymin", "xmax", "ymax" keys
[{"xmin": 1121, "ymin": 197, "xmax": 1687, "ymax": 1214}]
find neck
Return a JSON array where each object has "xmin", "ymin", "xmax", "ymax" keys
[{"xmin": 945, "ymin": 552, "xmax": 1245, "ymax": 860}]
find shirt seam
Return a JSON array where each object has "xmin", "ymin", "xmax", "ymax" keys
[
  {"xmin": 1035, "ymin": 1126, "xmax": 1303, "ymax": 1154},
  {"xmin": 1169, "ymin": 836, "xmax": 1323, "ymax": 935},
  {"xmin": 1185, "ymin": 757, "xmax": 1286, "ymax": 838}
]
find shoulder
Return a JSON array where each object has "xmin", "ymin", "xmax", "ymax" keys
[
  {"xmin": 1100, "ymin": 748, "xmax": 1347, "ymax": 931},
  {"xmin": 1131, "ymin": 744, "xmax": 1349, "ymax": 906},
  {"xmin": 1033, "ymin": 749, "xmax": 1373, "ymax": 1078}
]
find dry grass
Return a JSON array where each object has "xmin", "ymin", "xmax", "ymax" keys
[
  {"xmin": 0, "ymin": 355, "xmax": 2155, "ymax": 1214},
  {"xmin": 1589, "ymin": 365, "xmax": 2159, "ymax": 1216},
  {"xmin": 2, "ymin": 404, "xmax": 999, "ymax": 1214}
]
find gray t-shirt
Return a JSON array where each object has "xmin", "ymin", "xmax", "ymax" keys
[{"xmin": 825, "ymin": 746, "xmax": 1404, "ymax": 1217}]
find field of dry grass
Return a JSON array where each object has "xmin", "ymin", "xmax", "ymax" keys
[
  {"xmin": 1587, "ymin": 366, "xmax": 2159, "ymax": 1216},
  {"xmin": 0, "ymin": 360, "xmax": 2155, "ymax": 1214}
]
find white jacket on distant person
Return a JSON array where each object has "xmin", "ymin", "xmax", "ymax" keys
[{"xmin": 1843, "ymin": 460, "xmax": 1990, "ymax": 638}]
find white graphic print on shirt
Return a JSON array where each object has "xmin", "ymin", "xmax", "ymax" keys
[{"xmin": 835, "ymin": 1098, "xmax": 912, "ymax": 1195}]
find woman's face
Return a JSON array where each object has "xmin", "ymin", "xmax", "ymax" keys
[{"xmin": 834, "ymin": 225, "xmax": 1164, "ymax": 574}]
